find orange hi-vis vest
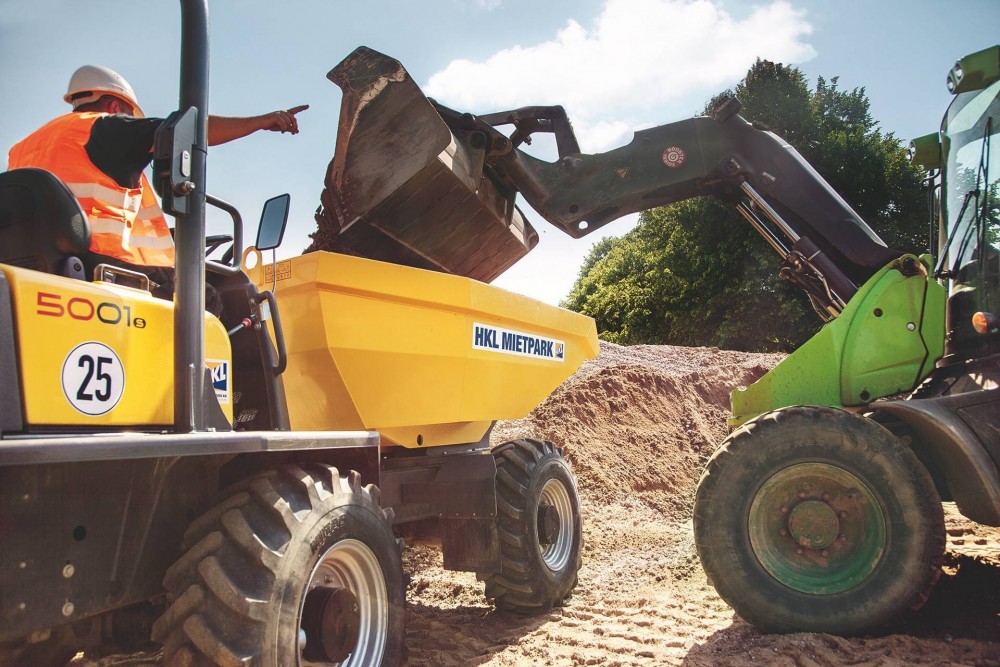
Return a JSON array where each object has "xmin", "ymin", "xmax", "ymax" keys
[{"xmin": 8, "ymin": 112, "xmax": 175, "ymax": 267}]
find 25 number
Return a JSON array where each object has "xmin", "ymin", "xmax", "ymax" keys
[{"xmin": 76, "ymin": 354, "xmax": 113, "ymax": 402}]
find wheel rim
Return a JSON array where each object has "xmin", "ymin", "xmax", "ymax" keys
[
  {"xmin": 538, "ymin": 478, "xmax": 574, "ymax": 572},
  {"xmin": 299, "ymin": 538, "xmax": 388, "ymax": 666},
  {"xmin": 748, "ymin": 463, "xmax": 886, "ymax": 595}
]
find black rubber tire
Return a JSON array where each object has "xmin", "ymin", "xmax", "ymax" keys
[
  {"xmin": 151, "ymin": 464, "xmax": 404, "ymax": 666},
  {"xmin": 482, "ymin": 439, "xmax": 583, "ymax": 613},
  {"xmin": 694, "ymin": 406, "xmax": 945, "ymax": 635}
]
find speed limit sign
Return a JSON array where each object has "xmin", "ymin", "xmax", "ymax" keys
[{"xmin": 61, "ymin": 342, "xmax": 126, "ymax": 416}]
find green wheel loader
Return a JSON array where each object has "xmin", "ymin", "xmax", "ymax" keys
[{"xmin": 305, "ymin": 44, "xmax": 999, "ymax": 635}]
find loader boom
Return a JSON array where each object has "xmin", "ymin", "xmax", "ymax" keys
[
  {"xmin": 314, "ymin": 48, "xmax": 904, "ymax": 320},
  {"xmin": 454, "ymin": 100, "xmax": 909, "ymax": 316}
]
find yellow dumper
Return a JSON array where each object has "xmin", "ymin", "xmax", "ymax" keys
[
  {"xmin": 0, "ymin": 23, "xmax": 597, "ymax": 663},
  {"xmin": 234, "ymin": 240, "xmax": 598, "ymax": 625},
  {"xmin": 0, "ymin": 187, "xmax": 597, "ymax": 664},
  {"xmin": 243, "ymin": 249, "xmax": 597, "ymax": 449}
]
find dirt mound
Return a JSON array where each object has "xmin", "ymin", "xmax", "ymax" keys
[{"xmin": 491, "ymin": 343, "xmax": 783, "ymax": 520}]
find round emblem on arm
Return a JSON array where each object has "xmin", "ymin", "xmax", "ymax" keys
[{"xmin": 662, "ymin": 146, "xmax": 686, "ymax": 168}]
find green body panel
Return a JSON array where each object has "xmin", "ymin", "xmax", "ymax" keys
[{"xmin": 729, "ymin": 256, "xmax": 946, "ymax": 427}]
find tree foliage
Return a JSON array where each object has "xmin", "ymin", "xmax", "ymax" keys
[{"xmin": 563, "ymin": 60, "xmax": 927, "ymax": 352}]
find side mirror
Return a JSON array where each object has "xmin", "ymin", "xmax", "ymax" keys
[
  {"xmin": 908, "ymin": 132, "xmax": 942, "ymax": 171},
  {"xmin": 255, "ymin": 194, "xmax": 290, "ymax": 251}
]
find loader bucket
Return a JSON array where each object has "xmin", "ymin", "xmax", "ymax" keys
[{"xmin": 309, "ymin": 47, "xmax": 538, "ymax": 283}]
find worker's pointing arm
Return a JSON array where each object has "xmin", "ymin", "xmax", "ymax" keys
[{"xmin": 207, "ymin": 105, "xmax": 309, "ymax": 146}]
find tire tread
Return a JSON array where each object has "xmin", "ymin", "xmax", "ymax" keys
[{"xmin": 152, "ymin": 464, "xmax": 401, "ymax": 666}]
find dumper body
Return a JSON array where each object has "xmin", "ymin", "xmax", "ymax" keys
[{"xmin": 244, "ymin": 249, "xmax": 599, "ymax": 448}]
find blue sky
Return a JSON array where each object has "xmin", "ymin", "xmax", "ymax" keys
[{"xmin": 1, "ymin": 0, "xmax": 996, "ymax": 305}]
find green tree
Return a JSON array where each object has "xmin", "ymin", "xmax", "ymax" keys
[{"xmin": 563, "ymin": 60, "xmax": 927, "ymax": 352}]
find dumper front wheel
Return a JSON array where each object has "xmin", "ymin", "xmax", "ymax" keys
[
  {"xmin": 153, "ymin": 464, "xmax": 404, "ymax": 667},
  {"xmin": 483, "ymin": 439, "xmax": 583, "ymax": 613},
  {"xmin": 694, "ymin": 406, "xmax": 945, "ymax": 634}
]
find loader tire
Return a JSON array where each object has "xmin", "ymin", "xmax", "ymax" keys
[
  {"xmin": 152, "ymin": 464, "xmax": 404, "ymax": 666},
  {"xmin": 482, "ymin": 439, "xmax": 583, "ymax": 613},
  {"xmin": 694, "ymin": 406, "xmax": 945, "ymax": 635}
]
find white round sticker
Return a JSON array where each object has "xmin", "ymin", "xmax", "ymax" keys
[
  {"xmin": 662, "ymin": 146, "xmax": 686, "ymax": 168},
  {"xmin": 61, "ymin": 342, "xmax": 126, "ymax": 416}
]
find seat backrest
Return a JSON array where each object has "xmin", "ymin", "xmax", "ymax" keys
[{"xmin": 0, "ymin": 168, "xmax": 90, "ymax": 275}]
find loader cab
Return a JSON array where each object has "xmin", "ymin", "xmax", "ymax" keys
[{"xmin": 936, "ymin": 56, "xmax": 1000, "ymax": 360}]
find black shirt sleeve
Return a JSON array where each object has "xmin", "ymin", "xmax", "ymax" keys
[{"xmin": 85, "ymin": 115, "xmax": 163, "ymax": 189}]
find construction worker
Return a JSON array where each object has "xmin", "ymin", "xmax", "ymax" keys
[{"xmin": 7, "ymin": 64, "xmax": 307, "ymax": 314}]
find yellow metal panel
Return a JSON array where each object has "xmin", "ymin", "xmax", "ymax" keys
[
  {"xmin": 245, "ymin": 251, "xmax": 598, "ymax": 447},
  {"xmin": 5, "ymin": 266, "xmax": 232, "ymax": 427}
]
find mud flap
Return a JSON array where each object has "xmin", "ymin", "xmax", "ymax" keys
[
  {"xmin": 381, "ymin": 446, "xmax": 502, "ymax": 571},
  {"xmin": 440, "ymin": 516, "xmax": 501, "ymax": 573}
]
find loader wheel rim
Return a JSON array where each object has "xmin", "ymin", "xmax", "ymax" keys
[
  {"xmin": 748, "ymin": 463, "xmax": 886, "ymax": 595},
  {"xmin": 299, "ymin": 538, "xmax": 388, "ymax": 666},
  {"xmin": 539, "ymin": 478, "xmax": 574, "ymax": 571}
]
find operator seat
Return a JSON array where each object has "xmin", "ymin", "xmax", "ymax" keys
[{"xmin": 0, "ymin": 168, "xmax": 90, "ymax": 279}]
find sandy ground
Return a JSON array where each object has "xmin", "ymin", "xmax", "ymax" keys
[
  {"xmin": 403, "ymin": 343, "xmax": 1000, "ymax": 667},
  {"xmin": 80, "ymin": 343, "xmax": 1000, "ymax": 666}
]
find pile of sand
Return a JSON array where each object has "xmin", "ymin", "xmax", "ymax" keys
[{"xmin": 491, "ymin": 342, "xmax": 784, "ymax": 519}]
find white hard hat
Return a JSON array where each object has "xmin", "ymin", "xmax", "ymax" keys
[{"xmin": 64, "ymin": 65, "xmax": 144, "ymax": 118}]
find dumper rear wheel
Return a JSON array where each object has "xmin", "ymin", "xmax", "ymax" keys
[
  {"xmin": 152, "ymin": 464, "xmax": 404, "ymax": 666},
  {"xmin": 694, "ymin": 406, "xmax": 945, "ymax": 634},
  {"xmin": 483, "ymin": 439, "xmax": 583, "ymax": 613}
]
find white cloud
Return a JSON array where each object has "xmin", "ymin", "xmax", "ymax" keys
[
  {"xmin": 422, "ymin": 0, "xmax": 816, "ymax": 305},
  {"xmin": 476, "ymin": 0, "xmax": 504, "ymax": 10},
  {"xmin": 425, "ymin": 0, "xmax": 815, "ymax": 148},
  {"xmin": 571, "ymin": 118, "xmax": 633, "ymax": 153}
]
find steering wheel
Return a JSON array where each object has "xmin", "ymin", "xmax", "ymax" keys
[{"xmin": 205, "ymin": 233, "xmax": 233, "ymax": 256}]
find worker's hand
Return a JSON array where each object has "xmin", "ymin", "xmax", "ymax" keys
[{"xmin": 264, "ymin": 105, "xmax": 309, "ymax": 134}]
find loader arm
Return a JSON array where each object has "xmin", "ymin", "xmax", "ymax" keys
[
  {"xmin": 438, "ymin": 98, "xmax": 909, "ymax": 319},
  {"xmin": 315, "ymin": 47, "xmax": 903, "ymax": 319}
]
